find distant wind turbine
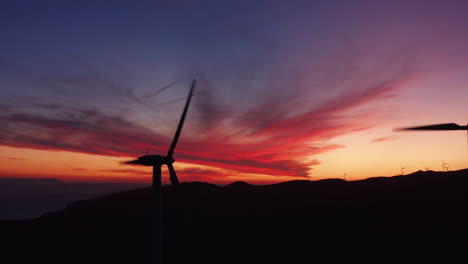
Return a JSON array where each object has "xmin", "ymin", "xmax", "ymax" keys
[
  {"xmin": 400, "ymin": 165, "xmax": 406, "ymax": 176},
  {"xmin": 442, "ymin": 160, "xmax": 449, "ymax": 172},
  {"xmin": 122, "ymin": 80, "xmax": 196, "ymax": 264}
]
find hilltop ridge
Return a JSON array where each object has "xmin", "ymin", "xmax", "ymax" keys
[{"xmin": 2, "ymin": 169, "xmax": 468, "ymax": 263}]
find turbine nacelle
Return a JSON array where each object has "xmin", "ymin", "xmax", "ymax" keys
[{"xmin": 125, "ymin": 155, "xmax": 175, "ymax": 166}]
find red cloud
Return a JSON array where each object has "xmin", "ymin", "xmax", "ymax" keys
[
  {"xmin": 98, "ymin": 168, "xmax": 149, "ymax": 176},
  {"xmin": 171, "ymin": 167, "xmax": 228, "ymax": 183},
  {"xmin": 0, "ymin": 52, "xmax": 415, "ymax": 181},
  {"xmin": 71, "ymin": 168, "xmax": 88, "ymax": 171}
]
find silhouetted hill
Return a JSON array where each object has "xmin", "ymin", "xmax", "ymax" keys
[
  {"xmin": 224, "ymin": 180, "xmax": 251, "ymax": 189},
  {"xmin": 2, "ymin": 170, "xmax": 468, "ymax": 263}
]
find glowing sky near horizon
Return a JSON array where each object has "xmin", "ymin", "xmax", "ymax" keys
[{"xmin": 1, "ymin": 0, "xmax": 468, "ymax": 184}]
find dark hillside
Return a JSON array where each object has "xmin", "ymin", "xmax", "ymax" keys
[{"xmin": 2, "ymin": 170, "xmax": 468, "ymax": 263}]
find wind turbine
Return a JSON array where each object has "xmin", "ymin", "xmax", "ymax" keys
[
  {"xmin": 122, "ymin": 80, "xmax": 196, "ymax": 264},
  {"xmin": 400, "ymin": 165, "xmax": 406, "ymax": 176},
  {"xmin": 442, "ymin": 160, "xmax": 449, "ymax": 172}
]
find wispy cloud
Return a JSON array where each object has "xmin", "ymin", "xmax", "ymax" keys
[
  {"xmin": 370, "ymin": 136, "xmax": 400, "ymax": 144},
  {"xmin": 174, "ymin": 167, "xmax": 227, "ymax": 182},
  {"xmin": 0, "ymin": 38, "xmax": 419, "ymax": 180},
  {"xmin": 0, "ymin": 157, "xmax": 28, "ymax": 161},
  {"xmin": 71, "ymin": 168, "xmax": 88, "ymax": 171},
  {"xmin": 98, "ymin": 168, "xmax": 150, "ymax": 176}
]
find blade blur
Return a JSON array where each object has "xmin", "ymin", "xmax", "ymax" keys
[
  {"xmin": 166, "ymin": 80, "xmax": 195, "ymax": 158},
  {"xmin": 121, "ymin": 160, "xmax": 140, "ymax": 165},
  {"xmin": 396, "ymin": 123, "xmax": 467, "ymax": 131}
]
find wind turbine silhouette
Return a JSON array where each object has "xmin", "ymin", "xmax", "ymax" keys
[
  {"xmin": 442, "ymin": 160, "xmax": 449, "ymax": 172},
  {"xmin": 400, "ymin": 165, "xmax": 406, "ymax": 176},
  {"xmin": 123, "ymin": 79, "xmax": 195, "ymax": 185},
  {"xmin": 122, "ymin": 79, "xmax": 195, "ymax": 264}
]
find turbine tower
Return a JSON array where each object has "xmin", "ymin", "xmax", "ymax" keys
[
  {"xmin": 400, "ymin": 165, "xmax": 406, "ymax": 176},
  {"xmin": 122, "ymin": 80, "xmax": 196, "ymax": 264},
  {"xmin": 442, "ymin": 160, "xmax": 449, "ymax": 172}
]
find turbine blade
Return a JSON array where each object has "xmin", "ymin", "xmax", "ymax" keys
[
  {"xmin": 395, "ymin": 123, "xmax": 467, "ymax": 131},
  {"xmin": 167, "ymin": 80, "xmax": 195, "ymax": 158},
  {"xmin": 121, "ymin": 159, "xmax": 140, "ymax": 165},
  {"xmin": 167, "ymin": 163, "xmax": 179, "ymax": 185}
]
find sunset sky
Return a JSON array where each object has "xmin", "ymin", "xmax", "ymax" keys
[{"xmin": 1, "ymin": 0, "xmax": 468, "ymax": 185}]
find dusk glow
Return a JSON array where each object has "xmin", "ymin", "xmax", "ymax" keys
[{"xmin": 1, "ymin": 1, "xmax": 468, "ymax": 184}]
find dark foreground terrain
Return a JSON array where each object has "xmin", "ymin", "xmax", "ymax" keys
[{"xmin": 2, "ymin": 170, "xmax": 468, "ymax": 263}]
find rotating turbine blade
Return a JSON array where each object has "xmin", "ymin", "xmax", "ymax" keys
[
  {"xmin": 167, "ymin": 80, "xmax": 196, "ymax": 158},
  {"xmin": 121, "ymin": 159, "xmax": 140, "ymax": 165},
  {"xmin": 395, "ymin": 123, "xmax": 468, "ymax": 131},
  {"xmin": 167, "ymin": 163, "xmax": 179, "ymax": 185}
]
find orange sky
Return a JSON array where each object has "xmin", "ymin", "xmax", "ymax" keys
[
  {"xmin": 1, "ymin": 117, "xmax": 466, "ymax": 185},
  {"xmin": 1, "ymin": 70, "xmax": 467, "ymax": 185}
]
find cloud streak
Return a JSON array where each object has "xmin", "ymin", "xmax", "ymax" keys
[
  {"xmin": 0, "ymin": 20, "xmax": 422, "ymax": 181},
  {"xmin": 370, "ymin": 136, "xmax": 400, "ymax": 144},
  {"xmin": 0, "ymin": 69, "xmax": 414, "ymax": 180},
  {"xmin": 0, "ymin": 157, "xmax": 28, "ymax": 161}
]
